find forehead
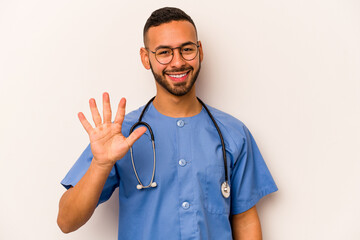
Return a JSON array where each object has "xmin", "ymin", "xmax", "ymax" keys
[{"xmin": 146, "ymin": 21, "xmax": 197, "ymax": 49}]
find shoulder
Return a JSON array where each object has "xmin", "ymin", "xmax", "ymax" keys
[
  {"xmin": 205, "ymin": 105, "xmax": 251, "ymax": 151},
  {"xmin": 206, "ymin": 105, "xmax": 247, "ymax": 132},
  {"xmin": 206, "ymin": 105, "xmax": 245, "ymax": 128}
]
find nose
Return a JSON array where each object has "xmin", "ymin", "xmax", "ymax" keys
[{"xmin": 169, "ymin": 48, "xmax": 186, "ymax": 68}]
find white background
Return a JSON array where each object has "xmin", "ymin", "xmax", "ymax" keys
[{"xmin": 1, "ymin": 0, "xmax": 359, "ymax": 239}]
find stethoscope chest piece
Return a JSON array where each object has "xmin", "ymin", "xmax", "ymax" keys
[{"xmin": 221, "ymin": 181, "xmax": 230, "ymax": 198}]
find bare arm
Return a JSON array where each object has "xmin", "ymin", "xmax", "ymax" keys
[
  {"xmin": 57, "ymin": 93, "xmax": 146, "ymax": 233},
  {"xmin": 231, "ymin": 206, "xmax": 262, "ymax": 240},
  {"xmin": 57, "ymin": 160, "xmax": 112, "ymax": 233}
]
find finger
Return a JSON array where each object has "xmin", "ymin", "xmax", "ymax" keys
[
  {"xmin": 114, "ymin": 98, "xmax": 126, "ymax": 125},
  {"xmin": 126, "ymin": 126, "xmax": 147, "ymax": 147},
  {"xmin": 89, "ymin": 98, "xmax": 102, "ymax": 127},
  {"xmin": 78, "ymin": 112, "xmax": 93, "ymax": 134},
  {"xmin": 102, "ymin": 92, "xmax": 112, "ymax": 123}
]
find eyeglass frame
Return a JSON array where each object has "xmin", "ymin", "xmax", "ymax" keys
[{"xmin": 146, "ymin": 41, "xmax": 200, "ymax": 65}]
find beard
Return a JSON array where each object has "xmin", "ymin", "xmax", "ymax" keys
[{"xmin": 150, "ymin": 61, "xmax": 201, "ymax": 97}]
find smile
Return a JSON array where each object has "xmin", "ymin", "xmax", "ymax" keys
[
  {"xmin": 168, "ymin": 73, "xmax": 187, "ymax": 78},
  {"xmin": 166, "ymin": 71, "xmax": 190, "ymax": 82}
]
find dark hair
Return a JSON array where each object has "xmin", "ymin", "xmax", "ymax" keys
[{"xmin": 143, "ymin": 7, "xmax": 197, "ymax": 45}]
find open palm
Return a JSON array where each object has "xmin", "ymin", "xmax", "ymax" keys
[{"xmin": 78, "ymin": 92, "xmax": 146, "ymax": 168}]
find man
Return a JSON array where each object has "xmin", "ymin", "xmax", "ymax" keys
[{"xmin": 57, "ymin": 7, "xmax": 277, "ymax": 239}]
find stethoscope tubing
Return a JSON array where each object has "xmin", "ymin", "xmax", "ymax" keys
[
  {"xmin": 196, "ymin": 97, "xmax": 229, "ymax": 184},
  {"xmin": 129, "ymin": 97, "xmax": 230, "ymax": 197}
]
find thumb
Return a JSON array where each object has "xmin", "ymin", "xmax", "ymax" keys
[{"xmin": 126, "ymin": 126, "xmax": 147, "ymax": 147}]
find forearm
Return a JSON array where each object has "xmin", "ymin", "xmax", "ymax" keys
[
  {"xmin": 57, "ymin": 159, "xmax": 113, "ymax": 233},
  {"xmin": 231, "ymin": 206, "xmax": 262, "ymax": 240}
]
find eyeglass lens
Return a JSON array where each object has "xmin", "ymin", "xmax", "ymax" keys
[{"xmin": 155, "ymin": 43, "xmax": 198, "ymax": 64}]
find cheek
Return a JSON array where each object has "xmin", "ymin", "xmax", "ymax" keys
[
  {"xmin": 155, "ymin": 65, "xmax": 167, "ymax": 75},
  {"xmin": 150, "ymin": 60, "xmax": 166, "ymax": 74},
  {"xmin": 189, "ymin": 60, "xmax": 200, "ymax": 70}
]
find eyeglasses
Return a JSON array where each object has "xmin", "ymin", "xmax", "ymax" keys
[{"xmin": 147, "ymin": 42, "xmax": 199, "ymax": 65}]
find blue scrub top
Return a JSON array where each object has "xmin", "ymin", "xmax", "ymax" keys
[{"xmin": 61, "ymin": 102, "xmax": 278, "ymax": 240}]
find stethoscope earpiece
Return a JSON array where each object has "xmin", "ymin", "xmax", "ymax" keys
[{"xmin": 136, "ymin": 182, "xmax": 157, "ymax": 190}]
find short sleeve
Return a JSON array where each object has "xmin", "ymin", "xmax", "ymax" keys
[
  {"xmin": 60, "ymin": 144, "xmax": 120, "ymax": 205},
  {"xmin": 230, "ymin": 126, "xmax": 278, "ymax": 215}
]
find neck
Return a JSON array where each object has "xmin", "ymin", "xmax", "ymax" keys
[{"xmin": 153, "ymin": 86, "xmax": 202, "ymax": 118}]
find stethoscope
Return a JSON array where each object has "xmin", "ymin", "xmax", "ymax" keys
[{"xmin": 129, "ymin": 97, "xmax": 230, "ymax": 198}]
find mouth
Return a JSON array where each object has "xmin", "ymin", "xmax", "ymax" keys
[{"xmin": 165, "ymin": 71, "xmax": 190, "ymax": 82}]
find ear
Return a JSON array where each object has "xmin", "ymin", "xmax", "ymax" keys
[
  {"xmin": 140, "ymin": 47, "xmax": 151, "ymax": 70},
  {"xmin": 198, "ymin": 41, "xmax": 204, "ymax": 62}
]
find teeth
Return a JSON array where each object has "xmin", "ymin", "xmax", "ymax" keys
[{"xmin": 168, "ymin": 73, "xmax": 187, "ymax": 78}]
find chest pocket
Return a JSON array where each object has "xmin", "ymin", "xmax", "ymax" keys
[{"xmin": 205, "ymin": 165, "xmax": 230, "ymax": 214}]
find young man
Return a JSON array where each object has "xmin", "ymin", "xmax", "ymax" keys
[{"xmin": 57, "ymin": 7, "xmax": 277, "ymax": 239}]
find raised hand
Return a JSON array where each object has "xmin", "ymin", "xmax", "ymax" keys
[{"xmin": 78, "ymin": 92, "xmax": 146, "ymax": 169}]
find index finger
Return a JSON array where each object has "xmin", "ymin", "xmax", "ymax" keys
[{"xmin": 114, "ymin": 97, "xmax": 126, "ymax": 125}]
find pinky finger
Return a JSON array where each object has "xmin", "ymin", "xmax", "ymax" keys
[{"xmin": 78, "ymin": 112, "xmax": 93, "ymax": 134}]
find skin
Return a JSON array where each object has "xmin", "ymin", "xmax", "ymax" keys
[
  {"xmin": 57, "ymin": 20, "xmax": 262, "ymax": 239},
  {"xmin": 232, "ymin": 206, "xmax": 263, "ymax": 240},
  {"xmin": 140, "ymin": 21, "xmax": 203, "ymax": 117},
  {"xmin": 141, "ymin": 20, "xmax": 262, "ymax": 239},
  {"xmin": 57, "ymin": 94, "xmax": 146, "ymax": 233}
]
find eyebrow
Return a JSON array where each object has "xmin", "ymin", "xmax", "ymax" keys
[{"xmin": 154, "ymin": 41, "xmax": 197, "ymax": 51}]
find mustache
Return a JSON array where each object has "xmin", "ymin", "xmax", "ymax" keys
[{"xmin": 163, "ymin": 66, "xmax": 193, "ymax": 74}]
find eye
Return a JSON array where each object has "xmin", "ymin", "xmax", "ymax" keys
[
  {"xmin": 157, "ymin": 49, "xmax": 171, "ymax": 56},
  {"xmin": 182, "ymin": 45, "xmax": 196, "ymax": 53}
]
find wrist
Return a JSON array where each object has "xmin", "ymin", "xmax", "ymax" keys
[{"xmin": 90, "ymin": 158, "xmax": 114, "ymax": 173}]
